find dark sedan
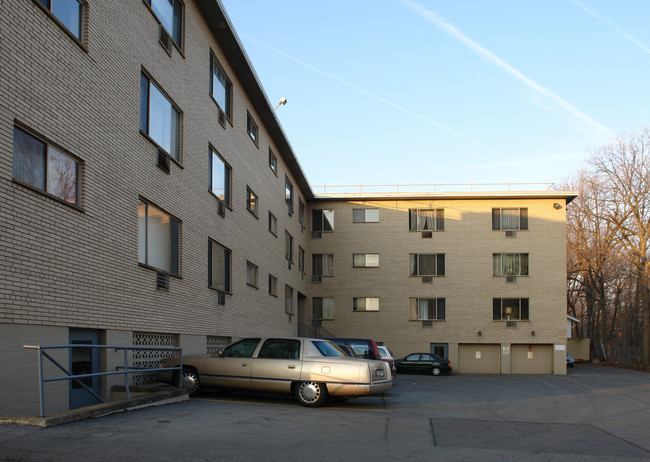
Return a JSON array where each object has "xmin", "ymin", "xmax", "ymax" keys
[{"xmin": 394, "ymin": 353, "xmax": 452, "ymax": 376}]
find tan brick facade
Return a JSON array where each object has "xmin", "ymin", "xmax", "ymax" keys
[{"xmin": 0, "ymin": 1, "xmax": 574, "ymax": 415}]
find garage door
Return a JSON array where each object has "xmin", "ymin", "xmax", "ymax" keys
[
  {"xmin": 511, "ymin": 344, "xmax": 553, "ymax": 374},
  {"xmin": 458, "ymin": 344, "xmax": 500, "ymax": 374}
]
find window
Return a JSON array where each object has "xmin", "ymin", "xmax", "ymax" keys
[
  {"xmin": 299, "ymin": 199, "xmax": 305, "ymax": 229},
  {"xmin": 409, "ymin": 298, "xmax": 446, "ymax": 320},
  {"xmin": 146, "ymin": 0, "xmax": 183, "ymax": 47},
  {"xmin": 268, "ymin": 148, "xmax": 277, "ymax": 174},
  {"xmin": 298, "ymin": 247, "xmax": 305, "ymax": 275},
  {"xmin": 268, "ymin": 274, "xmax": 278, "ymax": 296},
  {"xmin": 38, "ymin": 0, "xmax": 83, "ymax": 40},
  {"xmin": 209, "ymin": 240, "xmax": 231, "ymax": 292},
  {"xmin": 313, "ymin": 298, "xmax": 334, "ymax": 320},
  {"xmin": 246, "ymin": 261, "xmax": 258, "ymax": 288},
  {"xmin": 210, "ymin": 53, "xmax": 232, "ymax": 118},
  {"xmin": 138, "ymin": 201, "xmax": 180, "ymax": 275},
  {"xmin": 353, "ymin": 208, "xmax": 379, "ymax": 223},
  {"xmin": 312, "ymin": 254, "xmax": 334, "ymax": 277},
  {"xmin": 285, "ymin": 231, "xmax": 293, "ymax": 263},
  {"xmin": 492, "ymin": 208, "xmax": 528, "ymax": 230},
  {"xmin": 285, "ymin": 285, "xmax": 293, "ymax": 314},
  {"xmin": 409, "ymin": 254, "xmax": 445, "ymax": 276},
  {"xmin": 353, "ymin": 253, "xmax": 379, "ymax": 268},
  {"xmin": 312, "ymin": 210, "xmax": 334, "ymax": 233},
  {"xmin": 259, "ymin": 339, "xmax": 300, "ymax": 360},
  {"xmin": 246, "ymin": 187, "xmax": 258, "ymax": 217},
  {"xmin": 210, "ymin": 148, "xmax": 231, "ymax": 206},
  {"xmin": 493, "ymin": 253, "xmax": 529, "ymax": 276},
  {"xmin": 12, "ymin": 126, "xmax": 80, "ymax": 205},
  {"xmin": 353, "ymin": 297, "xmax": 379, "ymax": 311},
  {"xmin": 285, "ymin": 177, "xmax": 294, "ymax": 215},
  {"xmin": 222, "ymin": 338, "xmax": 261, "ymax": 358},
  {"xmin": 268, "ymin": 212, "xmax": 278, "ymax": 236},
  {"xmin": 140, "ymin": 72, "xmax": 181, "ymax": 160},
  {"xmin": 247, "ymin": 112, "xmax": 258, "ymax": 146},
  {"xmin": 409, "ymin": 209, "xmax": 444, "ymax": 231},
  {"xmin": 493, "ymin": 298, "xmax": 529, "ymax": 321}
]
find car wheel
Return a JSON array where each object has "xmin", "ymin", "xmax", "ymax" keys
[
  {"xmin": 295, "ymin": 381, "xmax": 328, "ymax": 407},
  {"xmin": 180, "ymin": 367, "xmax": 201, "ymax": 396},
  {"xmin": 432, "ymin": 367, "xmax": 442, "ymax": 376}
]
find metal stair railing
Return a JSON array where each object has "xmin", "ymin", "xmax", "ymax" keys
[{"xmin": 23, "ymin": 344, "xmax": 182, "ymax": 417}]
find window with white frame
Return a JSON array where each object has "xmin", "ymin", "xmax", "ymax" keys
[
  {"xmin": 210, "ymin": 148, "xmax": 231, "ymax": 206},
  {"xmin": 268, "ymin": 212, "xmax": 278, "ymax": 236},
  {"xmin": 140, "ymin": 72, "xmax": 181, "ymax": 160},
  {"xmin": 493, "ymin": 253, "xmax": 529, "ymax": 276},
  {"xmin": 210, "ymin": 53, "xmax": 232, "ymax": 119},
  {"xmin": 246, "ymin": 261, "xmax": 258, "ymax": 288},
  {"xmin": 409, "ymin": 254, "xmax": 445, "ymax": 276},
  {"xmin": 247, "ymin": 112, "xmax": 258, "ymax": 146},
  {"xmin": 312, "ymin": 209, "xmax": 334, "ymax": 233},
  {"xmin": 246, "ymin": 187, "xmax": 258, "ymax": 217},
  {"xmin": 38, "ymin": 0, "xmax": 84, "ymax": 41},
  {"xmin": 268, "ymin": 148, "xmax": 277, "ymax": 175},
  {"xmin": 353, "ymin": 297, "xmax": 379, "ymax": 311},
  {"xmin": 285, "ymin": 285, "xmax": 293, "ymax": 314},
  {"xmin": 353, "ymin": 253, "xmax": 379, "ymax": 268},
  {"xmin": 209, "ymin": 239, "xmax": 231, "ymax": 292},
  {"xmin": 353, "ymin": 208, "xmax": 379, "ymax": 223},
  {"xmin": 312, "ymin": 254, "xmax": 334, "ymax": 277},
  {"xmin": 409, "ymin": 298, "xmax": 446, "ymax": 320},
  {"xmin": 313, "ymin": 298, "xmax": 334, "ymax": 320},
  {"xmin": 493, "ymin": 298, "xmax": 529, "ymax": 321},
  {"xmin": 146, "ymin": 0, "xmax": 183, "ymax": 47},
  {"xmin": 138, "ymin": 201, "xmax": 180, "ymax": 275},
  {"xmin": 409, "ymin": 209, "xmax": 444, "ymax": 231},
  {"xmin": 492, "ymin": 208, "xmax": 528, "ymax": 230},
  {"xmin": 12, "ymin": 126, "xmax": 80, "ymax": 205},
  {"xmin": 268, "ymin": 274, "xmax": 278, "ymax": 296}
]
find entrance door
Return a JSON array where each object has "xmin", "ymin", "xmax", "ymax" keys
[
  {"xmin": 431, "ymin": 343, "xmax": 448, "ymax": 360},
  {"xmin": 69, "ymin": 329, "xmax": 101, "ymax": 409}
]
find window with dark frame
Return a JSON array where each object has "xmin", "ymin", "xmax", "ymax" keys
[
  {"xmin": 312, "ymin": 254, "xmax": 334, "ymax": 277},
  {"xmin": 210, "ymin": 53, "xmax": 232, "ymax": 119},
  {"xmin": 313, "ymin": 297, "xmax": 334, "ymax": 320},
  {"xmin": 285, "ymin": 285, "xmax": 293, "ymax": 314},
  {"xmin": 492, "ymin": 208, "xmax": 528, "ymax": 230},
  {"xmin": 209, "ymin": 239, "xmax": 231, "ymax": 293},
  {"xmin": 246, "ymin": 187, "xmax": 258, "ymax": 217},
  {"xmin": 140, "ymin": 72, "xmax": 181, "ymax": 160},
  {"xmin": 285, "ymin": 177, "xmax": 294, "ymax": 215},
  {"xmin": 268, "ymin": 212, "xmax": 278, "ymax": 236},
  {"xmin": 285, "ymin": 231, "xmax": 293, "ymax": 263},
  {"xmin": 38, "ymin": 0, "xmax": 83, "ymax": 40},
  {"xmin": 12, "ymin": 126, "xmax": 80, "ymax": 205},
  {"xmin": 353, "ymin": 253, "xmax": 379, "ymax": 268},
  {"xmin": 210, "ymin": 148, "xmax": 231, "ymax": 207},
  {"xmin": 409, "ymin": 253, "xmax": 445, "ymax": 276},
  {"xmin": 246, "ymin": 112, "xmax": 258, "ymax": 145},
  {"xmin": 138, "ymin": 201, "xmax": 180, "ymax": 276},
  {"xmin": 268, "ymin": 274, "xmax": 278, "ymax": 296},
  {"xmin": 493, "ymin": 253, "xmax": 529, "ymax": 276},
  {"xmin": 352, "ymin": 208, "xmax": 379, "ymax": 223},
  {"xmin": 246, "ymin": 261, "xmax": 258, "ymax": 288},
  {"xmin": 146, "ymin": 0, "xmax": 183, "ymax": 47},
  {"xmin": 353, "ymin": 298, "xmax": 379, "ymax": 311},
  {"xmin": 409, "ymin": 209, "xmax": 444, "ymax": 231},
  {"xmin": 268, "ymin": 148, "xmax": 277, "ymax": 174},
  {"xmin": 312, "ymin": 209, "xmax": 334, "ymax": 233},
  {"xmin": 410, "ymin": 298, "xmax": 446, "ymax": 320},
  {"xmin": 493, "ymin": 298, "xmax": 529, "ymax": 321},
  {"xmin": 298, "ymin": 247, "xmax": 305, "ymax": 275}
]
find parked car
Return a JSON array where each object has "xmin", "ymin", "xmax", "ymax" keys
[
  {"xmin": 326, "ymin": 338, "xmax": 381, "ymax": 360},
  {"xmin": 336, "ymin": 344, "xmax": 358, "ymax": 357},
  {"xmin": 377, "ymin": 345, "xmax": 397, "ymax": 377},
  {"xmin": 567, "ymin": 353, "xmax": 575, "ymax": 368},
  {"xmin": 157, "ymin": 337, "xmax": 392, "ymax": 407},
  {"xmin": 394, "ymin": 353, "xmax": 452, "ymax": 376}
]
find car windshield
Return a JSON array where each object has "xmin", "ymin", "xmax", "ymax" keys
[{"xmin": 312, "ymin": 340, "xmax": 346, "ymax": 357}]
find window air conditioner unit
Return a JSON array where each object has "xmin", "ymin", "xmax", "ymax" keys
[
  {"xmin": 156, "ymin": 272, "xmax": 169, "ymax": 290},
  {"xmin": 218, "ymin": 109, "xmax": 226, "ymax": 128},
  {"xmin": 159, "ymin": 25, "xmax": 173, "ymax": 55},
  {"xmin": 506, "ymin": 275, "xmax": 516, "ymax": 283},
  {"xmin": 422, "ymin": 231, "xmax": 433, "ymax": 238},
  {"xmin": 422, "ymin": 276, "xmax": 433, "ymax": 284},
  {"xmin": 217, "ymin": 200, "xmax": 225, "ymax": 217},
  {"xmin": 505, "ymin": 230, "xmax": 517, "ymax": 238},
  {"xmin": 311, "ymin": 276, "xmax": 322, "ymax": 284},
  {"xmin": 422, "ymin": 321, "xmax": 433, "ymax": 327},
  {"xmin": 217, "ymin": 291, "xmax": 226, "ymax": 305},
  {"xmin": 506, "ymin": 321, "xmax": 517, "ymax": 328},
  {"xmin": 157, "ymin": 148, "xmax": 170, "ymax": 174},
  {"xmin": 311, "ymin": 231, "xmax": 322, "ymax": 239}
]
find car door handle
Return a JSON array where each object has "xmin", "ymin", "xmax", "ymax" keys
[
  {"xmin": 240, "ymin": 362, "xmax": 248, "ymax": 367},
  {"xmin": 288, "ymin": 364, "xmax": 296, "ymax": 369}
]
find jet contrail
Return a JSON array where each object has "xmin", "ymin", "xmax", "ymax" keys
[{"xmin": 400, "ymin": 0, "xmax": 615, "ymax": 138}]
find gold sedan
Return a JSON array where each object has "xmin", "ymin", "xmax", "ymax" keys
[{"xmin": 157, "ymin": 337, "xmax": 392, "ymax": 407}]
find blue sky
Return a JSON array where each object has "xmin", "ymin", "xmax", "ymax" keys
[{"xmin": 220, "ymin": 0, "xmax": 650, "ymax": 192}]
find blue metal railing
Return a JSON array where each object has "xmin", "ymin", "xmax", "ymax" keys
[{"xmin": 23, "ymin": 344, "xmax": 183, "ymax": 417}]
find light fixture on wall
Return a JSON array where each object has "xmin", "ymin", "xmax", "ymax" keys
[
  {"xmin": 531, "ymin": 330, "xmax": 536, "ymax": 337},
  {"xmin": 274, "ymin": 97, "xmax": 287, "ymax": 111},
  {"xmin": 553, "ymin": 203, "xmax": 562, "ymax": 210}
]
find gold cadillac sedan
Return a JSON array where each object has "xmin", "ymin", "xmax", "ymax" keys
[{"xmin": 157, "ymin": 337, "xmax": 392, "ymax": 407}]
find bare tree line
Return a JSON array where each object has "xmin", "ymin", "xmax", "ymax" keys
[{"xmin": 561, "ymin": 128, "xmax": 650, "ymax": 367}]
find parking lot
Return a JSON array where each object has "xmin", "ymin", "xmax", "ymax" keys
[{"xmin": 1, "ymin": 364, "xmax": 649, "ymax": 461}]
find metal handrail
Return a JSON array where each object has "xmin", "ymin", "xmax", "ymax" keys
[
  {"xmin": 312, "ymin": 182, "xmax": 555, "ymax": 194},
  {"xmin": 23, "ymin": 344, "xmax": 183, "ymax": 417}
]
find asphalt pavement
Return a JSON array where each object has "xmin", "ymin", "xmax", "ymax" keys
[{"xmin": 1, "ymin": 364, "xmax": 649, "ymax": 461}]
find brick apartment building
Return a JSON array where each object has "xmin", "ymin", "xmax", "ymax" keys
[{"xmin": 0, "ymin": 0, "xmax": 576, "ymax": 416}]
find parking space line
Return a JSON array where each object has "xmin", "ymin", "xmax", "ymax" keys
[{"xmin": 194, "ymin": 397, "xmax": 390, "ymax": 412}]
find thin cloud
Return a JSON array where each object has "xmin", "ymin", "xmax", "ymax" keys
[
  {"xmin": 240, "ymin": 34, "xmax": 540, "ymax": 173},
  {"xmin": 400, "ymin": 0, "xmax": 615, "ymax": 139},
  {"xmin": 569, "ymin": 0, "xmax": 650, "ymax": 55}
]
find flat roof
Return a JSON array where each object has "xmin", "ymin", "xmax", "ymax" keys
[{"xmin": 313, "ymin": 191, "xmax": 579, "ymax": 203}]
